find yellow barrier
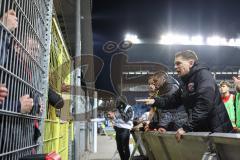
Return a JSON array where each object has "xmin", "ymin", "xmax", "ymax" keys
[
  {"xmin": 43, "ymin": 16, "xmax": 72, "ymax": 160},
  {"xmin": 43, "ymin": 119, "xmax": 60, "ymax": 154},
  {"xmin": 43, "ymin": 120, "xmax": 69, "ymax": 160},
  {"xmin": 59, "ymin": 122, "xmax": 69, "ymax": 160}
]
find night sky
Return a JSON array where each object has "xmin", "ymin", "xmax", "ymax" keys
[{"xmin": 92, "ymin": 0, "xmax": 240, "ymax": 41}]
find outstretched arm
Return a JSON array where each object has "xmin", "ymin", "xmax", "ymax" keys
[{"xmin": 233, "ymin": 76, "xmax": 240, "ymax": 93}]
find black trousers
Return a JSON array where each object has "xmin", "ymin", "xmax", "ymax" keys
[{"xmin": 114, "ymin": 126, "xmax": 130, "ymax": 160}]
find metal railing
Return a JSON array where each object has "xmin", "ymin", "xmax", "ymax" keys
[
  {"xmin": 0, "ymin": 0, "xmax": 53, "ymax": 159},
  {"xmin": 42, "ymin": 16, "xmax": 72, "ymax": 160},
  {"xmin": 131, "ymin": 131, "xmax": 240, "ymax": 160}
]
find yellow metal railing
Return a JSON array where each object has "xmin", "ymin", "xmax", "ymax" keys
[{"xmin": 43, "ymin": 16, "xmax": 72, "ymax": 160}]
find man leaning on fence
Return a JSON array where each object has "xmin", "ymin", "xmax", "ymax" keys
[
  {"xmin": 145, "ymin": 72, "xmax": 188, "ymax": 133},
  {"xmin": 145, "ymin": 50, "xmax": 233, "ymax": 141}
]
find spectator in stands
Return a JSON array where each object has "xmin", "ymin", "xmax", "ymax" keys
[
  {"xmin": 233, "ymin": 75, "xmax": 240, "ymax": 128},
  {"xmin": 219, "ymin": 81, "xmax": 236, "ymax": 127},
  {"xmin": 0, "ymin": 9, "xmax": 33, "ymax": 113},
  {"xmin": 145, "ymin": 50, "xmax": 233, "ymax": 141},
  {"xmin": 108, "ymin": 96, "xmax": 134, "ymax": 160},
  {"xmin": 145, "ymin": 72, "xmax": 188, "ymax": 133}
]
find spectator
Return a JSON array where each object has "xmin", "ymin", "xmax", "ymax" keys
[
  {"xmin": 145, "ymin": 50, "xmax": 233, "ymax": 141},
  {"xmin": 219, "ymin": 81, "xmax": 236, "ymax": 127},
  {"xmin": 108, "ymin": 96, "xmax": 134, "ymax": 160},
  {"xmin": 0, "ymin": 9, "xmax": 18, "ymax": 31},
  {"xmin": 0, "ymin": 9, "xmax": 33, "ymax": 113},
  {"xmin": 146, "ymin": 72, "xmax": 188, "ymax": 133},
  {"xmin": 0, "ymin": 9, "xmax": 17, "ymax": 66},
  {"xmin": 233, "ymin": 75, "xmax": 240, "ymax": 128}
]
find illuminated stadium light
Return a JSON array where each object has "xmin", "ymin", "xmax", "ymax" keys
[
  {"xmin": 159, "ymin": 33, "xmax": 203, "ymax": 45},
  {"xmin": 141, "ymin": 71, "xmax": 148, "ymax": 75},
  {"xmin": 159, "ymin": 33, "xmax": 240, "ymax": 46},
  {"xmin": 159, "ymin": 33, "xmax": 190, "ymax": 45},
  {"xmin": 159, "ymin": 34, "xmax": 174, "ymax": 44},
  {"xmin": 128, "ymin": 72, "xmax": 135, "ymax": 75},
  {"xmin": 206, "ymin": 36, "xmax": 227, "ymax": 46},
  {"xmin": 175, "ymin": 35, "xmax": 190, "ymax": 44},
  {"xmin": 124, "ymin": 33, "xmax": 142, "ymax": 44},
  {"xmin": 190, "ymin": 36, "xmax": 204, "ymax": 45},
  {"xmin": 235, "ymin": 39, "xmax": 240, "ymax": 46},
  {"xmin": 122, "ymin": 71, "xmax": 149, "ymax": 75},
  {"xmin": 135, "ymin": 71, "xmax": 142, "ymax": 74},
  {"xmin": 228, "ymin": 39, "xmax": 236, "ymax": 46}
]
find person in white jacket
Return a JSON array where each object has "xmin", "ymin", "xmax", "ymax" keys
[{"xmin": 108, "ymin": 96, "xmax": 134, "ymax": 160}]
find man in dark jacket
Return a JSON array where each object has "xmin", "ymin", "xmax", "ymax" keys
[
  {"xmin": 145, "ymin": 50, "xmax": 233, "ymax": 141},
  {"xmin": 147, "ymin": 72, "xmax": 188, "ymax": 132}
]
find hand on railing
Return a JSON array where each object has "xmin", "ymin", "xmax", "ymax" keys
[
  {"xmin": 158, "ymin": 127, "xmax": 166, "ymax": 133},
  {"xmin": 175, "ymin": 128, "xmax": 186, "ymax": 142},
  {"xmin": 20, "ymin": 95, "xmax": 33, "ymax": 113},
  {"xmin": 0, "ymin": 84, "xmax": 8, "ymax": 104}
]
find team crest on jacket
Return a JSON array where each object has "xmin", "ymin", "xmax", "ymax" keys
[{"xmin": 187, "ymin": 82, "xmax": 195, "ymax": 92}]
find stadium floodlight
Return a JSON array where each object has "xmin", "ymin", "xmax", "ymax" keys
[
  {"xmin": 159, "ymin": 33, "xmax": 190, "ymax": 45},
  {"xmin": 141, "ymin": 71, "xmax": 148, "ymax": 75},
  {"xmin": 159, "ymin": 33, "xmax": 204, "ymax": 45},
  {"xmin": 228, "ymin": 38, "xmax": 236, "ymax": 46},
  {"xmin": 124, "ymin": 33, "xmax": 141, "ymax": 44},
  {"xmin": 190, "ymin": 35, "xmax": 204, "ymax": 45},
  {"xmin": 159, "ymin": 33, "xmax": 175, "ymax": 44},
  {"xmin": 235, "ymin": 39, "xmax": 240, "ymax": 46},
  {"xmin": 135, "ymin": 71, "xmax": 141, "ymax": 75},
  {"xmin": 175, "ymin": 35, "xmax": 190, "ymax": 45},
  {"xmin": 128, "ymin": 72, "xmax": 135, "ymax": 75},
  {"xmin": 159, "ymin": 33, "xmax": 240, "ymax": 46},
  {"xmin": 206, "ymin": 36, "xmax": 227, "ymax": 46}
]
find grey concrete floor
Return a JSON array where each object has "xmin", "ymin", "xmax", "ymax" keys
[{"xmin": 88, "ymin": 135, "xmax": 120, "ymax": 160}]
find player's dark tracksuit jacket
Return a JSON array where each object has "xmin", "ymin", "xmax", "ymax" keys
[{"xmin": 153, "ymin": 62, "xmax": 233, "ymax": 132}]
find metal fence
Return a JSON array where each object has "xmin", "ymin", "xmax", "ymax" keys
[
  {"xmin": 42, "ymin": 16, "xmax": 72, "ymax": 160},
  {"xmin": 131, "ymin": 131, "xmax": 240, "ymax": 160},
  {"xmin": 0, "ymin": 0, "xmax": 53, "ymax": 159}
]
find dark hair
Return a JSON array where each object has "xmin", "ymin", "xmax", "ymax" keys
[
  {"xmin": 116, "ymin": 95, "xmax": 128, "ymax": 109},
  {"xmin": 0, "ymin": 0, "xmax": 14, "ymax": 17},
  {"xmin": 151, "ymin": 71, "xmax": 168, "ymax": 89},
  {"xmin": 175, "ymin": 50, "xmax": 198, "ymax": 61},
  {"xmin": 153, "ymin": 71, "xmax": 168, "ymax": 81},
  {"xmin": 116, "ymin": 95, "xmax": 127, "ymax": 104}
]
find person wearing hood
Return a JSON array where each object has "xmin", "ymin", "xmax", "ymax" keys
[
  {"xmin": 145, "ymin": 50, "xmax": 233, "ymax": 141},
  {"xmin": 108, "ymin": 96, "xmax": 133, "ymax": 160}
]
